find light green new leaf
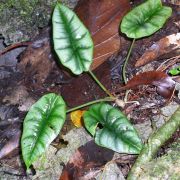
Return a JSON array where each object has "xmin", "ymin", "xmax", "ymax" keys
[
  {"xmin": 169, "ymin": 66, "xmax": 180, "ymax": 76},
  {"xmin": 83, "ymin": 103, "xmax": 143, "ymax": 154},
  {"xmin": 120, "ymin": 0, "xmax": 172, "ymax": 39},
  {"xmin": 21, "ymin": 93, "xmax": 66, "ymax": 169},
  {"xmin": 52, "ymin": 3, "xmax": 94, "ymax": 75}
]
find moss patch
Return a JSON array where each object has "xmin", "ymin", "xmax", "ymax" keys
[
  {"xmin": 139, "ymin": 141, "xmax": 180, "ymax": 179},
  {"xmin": 0, "ymin": 0, "xmax": 79, "ymax": 45}
]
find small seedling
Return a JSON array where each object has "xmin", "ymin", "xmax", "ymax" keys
[
  {"xmin": 169, "ymin": 66, "xmax": 180, "ymax": 76},
  {"xmin": 21, "ymin": 0, "xmax": 172, "ymax": 169}
]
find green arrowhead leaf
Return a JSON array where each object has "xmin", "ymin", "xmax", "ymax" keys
[
  {"xmin": 83, "ymin": 103, "xmax": 143, "ymax": 154},
  {"xmin": 120, "ymin": 0, "xmax": 172, "ymax": 39},
  {"xmin": 52, "ymin": 3, "xmax": 94, "ymax": 75},
  {"xmin": 21, "ymin": 93, "xmax": 66, "ymax": 169}
]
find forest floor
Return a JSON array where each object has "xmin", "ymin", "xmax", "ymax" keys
[{"xmin": 0, "ymin": 0, "xmax": 179, "ymax": 179}]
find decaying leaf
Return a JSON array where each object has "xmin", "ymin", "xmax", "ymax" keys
[
  {"xmin": 70, "ymin": 110, "xmax": 85, "ymax": 127},
  {"xmin": 118, "ymin": 71, "xmax": 175, "ymax": 99},
  {"xmin": 75, "ymin": 0, "xmax": 131, "ymax": 70},
  {"xmin": 18, "ymin": 28, "xmax": 53, "ymax": 88},
  {"xmin": 135, "ymin": 33, "xmax": 180, "ymax": 67},
  {"xmin": 60, "ymin": 140, "xmax": 114, "ymax": 180}
]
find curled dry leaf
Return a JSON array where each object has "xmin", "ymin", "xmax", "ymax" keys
[
  {"xmin": 75, "ymin": 0, "xmax": 131, "ymax": 70},
  {"xmin": 135, "ymin": 33, "xmax": 180, "ymax": 67},
  {"xmin": 118, "ymin": 71, "xmax": 175, "ymax": 99}
]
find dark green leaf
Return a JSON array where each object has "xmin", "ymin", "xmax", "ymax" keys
[
  {"xmin": 120, "ymin": 0, "xmax": 172, "ymax": 39},
  {"xmin": 52, "ymin": 3, "xmax": 94, "ymax": 75},
  {"xmin": 21, "ymin": 93, "xmax": 66, "ymax": 168},
  {"xmin": 83, "ymin": 103, "xmax": 143, "ymax": 154}
]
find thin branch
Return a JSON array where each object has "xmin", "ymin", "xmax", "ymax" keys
[{"xmin": 0, "ymin": 41, "xmax": 32, "ymax": 56}]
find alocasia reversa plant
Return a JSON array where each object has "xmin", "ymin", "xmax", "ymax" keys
[{"xmin": 21, "ymin": 0, "xmax": 173, "ymax": 169}]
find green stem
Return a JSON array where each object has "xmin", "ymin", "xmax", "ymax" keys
[
  {"xmin": 123, "ymin": 38, "xmax": 136, "ymax": 84},
  {"xmin": 66, "ymin": 97, "xmax": 115, "ymax": 113},
  {"xmin": 88, "ymin": 70, "xmax": 114, "ymax": 98}
]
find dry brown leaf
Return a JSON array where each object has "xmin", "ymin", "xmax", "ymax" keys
[
  {"xmin": 18, "ymin": 28, "xmax": 53, "ymax": 88},
  {"xmin": 168, "ymin": 0, "xmax": 180, "ymax": 5},
  {"xmin": 118, "ymin": 71, "xmax": 175, "ymax": 99},
  {"xmin": 135, "ymin": 33, "xmax": 180, "ymax": 67},
  {"xmin": 60, "ymin": 140, "xmax": 114, "ymax": 180},
  {"xmin": 75, "ymin": 0, "xmax": 131, "ymax": 70}
]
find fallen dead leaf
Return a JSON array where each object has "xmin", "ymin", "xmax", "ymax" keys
[
  {"xmin": 75, "ymin": 0, "xmax": 131, "ymax": 70},
  {"xmin": 60, "ymin": 140, "xmax": 114, "ymax": 180},
  {"xmin": 135, "ymin": 33, "xmax": 180, "ymax": 67},
  {"xmin": 18, "ymin": 28, "xmax": 54, "ymax": 88},
  {"xmin": 116, "ymin": 71, "xmax": 175, "ymax": 99}
]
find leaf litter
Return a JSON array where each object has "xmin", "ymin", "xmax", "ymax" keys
[{"xmin": 116, "ymin": 71, "xmax": 175, "ymax": 99}]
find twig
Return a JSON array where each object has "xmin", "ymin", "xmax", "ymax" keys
[
  {"xmin": 156, "ymin": 54, "xmax": 180, "ymax": 71},
  {"xmin": 0, "ymin": 41, "xmax": 32, "ymax": 56},
  {"xmin": 1, "ymin": 171, "xmax": 27, "ymax": 177}
]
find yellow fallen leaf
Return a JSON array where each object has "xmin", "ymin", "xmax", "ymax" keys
[{"xmin": 70, "ymin": 110, "xmax": 86, "ymax": 127}]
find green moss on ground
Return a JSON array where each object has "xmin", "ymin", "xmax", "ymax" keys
[
  {"xmin": 138, "ymin": 141, "xmax": 180, "ymax": 180},
  {"xmin": 0, "ymin": 0, "xmax": 78, "ymax": 45}
]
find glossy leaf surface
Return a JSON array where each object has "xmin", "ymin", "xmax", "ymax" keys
[
  {"xmin": 120, "ymin": 0, "xmax": 172, "ymax": 39},
  {"xmin": 21, "ymin": 93, "xmax": 66, "ymax": 168},
  {"xmin": 83, "ymin": 103, "xmax": 143, "ymax": 154},
  {"xmin": 52, "ymin": 3, "xmax": 93, "ymax": 75}
]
